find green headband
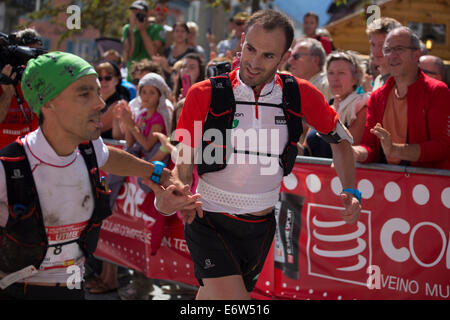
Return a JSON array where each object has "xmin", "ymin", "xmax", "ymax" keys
[{"xmin": 21, "ymin": 51, "xmax": 97, "ymax": 114}]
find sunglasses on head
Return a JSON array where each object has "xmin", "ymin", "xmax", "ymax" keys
[{"xmin": 99, "ymin": 75, "xmax": 113, "ymax": 82}]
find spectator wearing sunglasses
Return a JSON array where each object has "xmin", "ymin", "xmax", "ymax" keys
[
  {"xmin": 153, "ymin": 0, "xmax": 173, "ymax": 52},
  {"xmin": 216, "ymin": 11, "xmax": 250, "ymax": 58},
  {"xmin": 94, "ymin": 61, "xmax": 130, "ymax": 139},
  {"xmin": 103, "ymin": 50, "xmax": 136, "ymax": 100},
  {"xmin": 353, "ymin": 27, "xmax": 450, "ymax": 169},
  {"xmin": 288, "ymin": 38, "xmax": 332, "ymax": 102},
  {"xmin": 419, "ymin": 55, "xmax": 447, "ymax": 84}
]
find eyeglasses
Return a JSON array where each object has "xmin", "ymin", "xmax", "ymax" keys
[
  {"xmin": 420, "ymin": 68, "xmax": 438, "ymax": 76},
  {"xmin": 98, "ymin": 75, "xmax": 113, "ymax": 82},
  {"xmin": 382, "ymin": 45, "xmax": 418, "ymax": 55},
  {"xmin": 291, "ymin": 52, "xmax": 311, "ymax": 60}
]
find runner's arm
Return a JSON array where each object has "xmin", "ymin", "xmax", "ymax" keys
[{"xmin": 330, "ymin": 141, "xmax": 361, "ymax": 225}]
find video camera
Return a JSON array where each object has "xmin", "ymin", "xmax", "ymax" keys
[
  {"xmin": 206, "ymin": 61, "xmax": 231, "ymax": 78},
  {"xmin": 0, "ymin": 32, "xmax": 47, "ymax": 86}
]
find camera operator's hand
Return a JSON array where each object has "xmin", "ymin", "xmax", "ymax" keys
[
  {"xmin": 135, "ymin": 16, "xmax": 149, "ymax": 31},
  {"xmin": 0, "ymin": 64, "xmax": 17, "ymax": 122},
  {"xmin": 1, "ymin": 65, "xmax": 16, "ymax": 94}
]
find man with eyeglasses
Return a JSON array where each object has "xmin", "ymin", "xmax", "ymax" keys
[
  {"xmin": 353, "ymin": 27, "xmax": 450, "ymax": 169},
  {"xmin": 287, "ymin": 38, "xmax": 332, "ymax": 102},
  {"xmin": 0, "ymin": 28, "xmax": 43, "ymax": 150},
  {"xmin": 419, "ymin": 55, "xmax": 446, "ymax": 84}
]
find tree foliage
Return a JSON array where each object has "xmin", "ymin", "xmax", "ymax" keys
[{"xmin": 24, "ymin": 0, "xmax": 137, "ymax": 48}]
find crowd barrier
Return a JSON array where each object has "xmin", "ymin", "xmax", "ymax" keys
[{"xmin": 95, "ymin": 139, "xmax": 450, "ymax": 300}]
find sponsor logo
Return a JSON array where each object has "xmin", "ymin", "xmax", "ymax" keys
[
  {"xmin": 275, "ymin": 116, "xmax": 286, "ymax": 125},
  {"xmin": 11, "ymin": 169, "xmax": 24, "ymax": 179},
  {"xmin": 204, "ymin": 259, "xmax": 215, "ymax": 269},
  {"xmin": 306, "ymin": 203, "xmax": 372, "ymax": 287}
]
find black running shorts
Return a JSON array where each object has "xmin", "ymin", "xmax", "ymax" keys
[{"xmin": 184, "ymin": 210, "xmax": 276, "ymax": 292}]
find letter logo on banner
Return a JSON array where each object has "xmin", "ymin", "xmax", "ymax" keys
[{"xmin": 380, "ymin": 218, "xmax": 449, "ymax": 269}]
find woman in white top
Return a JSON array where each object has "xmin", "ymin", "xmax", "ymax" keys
[{"xmin": 301, "ymin": 51, "xmax": 369, "ymax": 158}]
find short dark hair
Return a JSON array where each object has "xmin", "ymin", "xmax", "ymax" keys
[
  {"xmin": 245, "ymin": 9, "xmax": 294, "ymax": 53},
  {"xmin": 303, "ymin": 12, "xmax": 319, "ymax": 23},
  {"xmin": 173, "ymin": 22, "xmax": 190, "ymax": 34}
]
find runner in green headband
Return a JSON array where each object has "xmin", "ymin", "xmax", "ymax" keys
[{"xmin": 21, "ymin": 51, "xmax": 97, "ymax": 114}]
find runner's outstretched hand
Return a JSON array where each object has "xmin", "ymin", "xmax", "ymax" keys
[{"xmin": 339, "ymin": 192, "xmax": 361, "ymax": 225}]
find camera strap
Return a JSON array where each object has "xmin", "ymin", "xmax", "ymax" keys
[{"xmin": 14, "ymin": 86, "xmax": 31, "ymax": 123}]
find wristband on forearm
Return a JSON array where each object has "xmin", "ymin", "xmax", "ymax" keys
[
  {"xmin": 151, "ymin": 160, "xmax": 166, "ymax": 184},
  {"xmin": 343, "ymin": 188, "xmax": 362, "ymax": 203}
]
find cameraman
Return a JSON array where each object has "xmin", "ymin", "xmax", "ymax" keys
[
  {"xmin": 122, "ymin": 0, "xmax": 165, "ymax": 81},
  {"xmin": 0, "ymin": 29, "xmax": 42, "ymax": 149}
]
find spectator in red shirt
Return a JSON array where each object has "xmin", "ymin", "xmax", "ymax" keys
[
  {"xmin": 0, "ymin": 28, "xmax": 42, "ymax": 150},
  {"xmin": 353, "ymin": 27, "xmax": 450, "ymax": 169},
  {"xmin": 303, "ymin": 12, "xmax": 333, "ymax": 55}
]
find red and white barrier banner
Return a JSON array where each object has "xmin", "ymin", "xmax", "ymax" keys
[
  {"xmin": 95, "ymin": 176, "xmax": 197, "ymax": 286},
  {"xmin": 94, "ymin": 158, "xmax": 450, "ymax": 299},
  {"xmin": 253, "ymin": 163, "xmax": 450, "ymax": 300}
]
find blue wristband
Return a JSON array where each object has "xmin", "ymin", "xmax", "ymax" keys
[
  {"xmin": 151, "ymin": 161, "xmax": 166, "ymax": 184},
  {"xmin": 343, "ymin": 188, "xmax": 362, "ymax": 203}
]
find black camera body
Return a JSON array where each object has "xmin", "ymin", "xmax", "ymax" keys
[
  {"xmin": 136, "ymin": 12, "xmax": 146, "ymax": 23},
  {"xmin": 206, "ymin": 61, "xmax": 232, "ymax": 78},
  {"xmin": 0, "ymin": 32, "xmax": 46, "ymax": 85}
]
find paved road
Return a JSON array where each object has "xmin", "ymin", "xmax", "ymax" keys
[{"xmin": 84, "ymin": 270, "xmax": 197, "ymax": 300}]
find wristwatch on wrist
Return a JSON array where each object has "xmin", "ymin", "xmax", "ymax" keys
[{"xmin": 151, "ymin": 161, "xmax": 166, "ymax": 184}]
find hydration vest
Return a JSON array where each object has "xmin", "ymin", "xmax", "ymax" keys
[
  {"xmin": 0, "ymin": 138, "xmax": 112, "ymax": 274},
  {"xmin": 197, "ymin": 73, "xmax": 302, "ymax": 177}
]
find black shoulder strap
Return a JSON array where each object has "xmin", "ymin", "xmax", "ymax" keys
[
  {"xmin": 0, "ymin": 140, "xmax": 37, "ymax": 208},
  {"xmin": 78, "ymin": 141, "xmax": 100, "ymax": 185},
  {"xmin": 279, "ymin": 74, "xmax": 303, "ymax": 176},
  {"xmin": 279, "ymin": 73, "xmax": 301, "ymax": 115},
  {"xmin": 209, "ymin": 75, "xmax": 236, "ymax": 116},
  {"xmin": 279, "ymin": 73, "xmax": 302, "ymax": 142}
]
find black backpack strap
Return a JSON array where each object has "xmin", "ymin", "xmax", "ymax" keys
[
  {"xmin": 78, "ymin": 141, "xmax": 100, "ymax": 185},
  {"xmin": 279, "ymin": 74, "xmax": 303, "ymax": 176},
  {"xmin": 77, "ymin": 141, "xmax": 112, "ymax": 257},
  {"xmin": 197, "ymin": 75, "xmax": 236, "ymax": 176},
  {"xmin": 0, "ymin": 139, "xmax": 47, "ymax": 272},
  {"xmin": 209, "ymin": 75, "xmax": 236, "ymax": 117}
]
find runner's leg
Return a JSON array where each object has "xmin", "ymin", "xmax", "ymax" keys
[{"xmin": 196, "ymin": 275, "xmax": 250, "ymax": 300}]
